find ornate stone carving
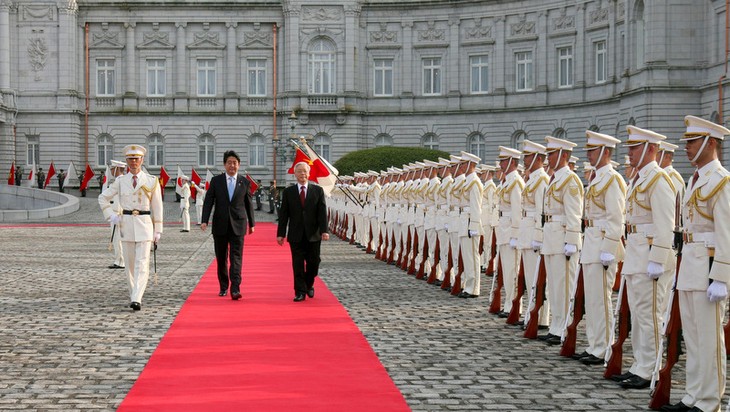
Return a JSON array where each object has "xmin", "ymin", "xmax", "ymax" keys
[
  {"xmin": 20, "ymin": 4, "xmax": 56, "ymax": 21},
  {"xmin": 370, "ymin": 24, "xmax": 397, "ymax": 44},
  {"xmin": 243, "ymin": 31, "xmax": 272, "ymax": 48},
  {"xmin": 510, "ymin": 18, "xmax": 535, "ymax": 37},
  {"xmin": 139, "ymin": 31, "xmax": 174, "ymax": 49},
  {"xmin": 589, "ymin": 8, "xmax": 609, "ymax": 26},
  {"xmin": 189, "ymin": 31, "xmax": 225, "ymax": 49},
  {"xmin": 465, "ymin": 18, "xmax": 491, "ymax": 40},
  {"xmin": 417, "ymin": 21, "xmax": 445, "ymax": 42},
  {"xmin": 302, "ymin": 6, "xmax": 342, "ymax": 22},
  {"xmin": 92, "ymin": 31, "xmax": 123, "ymax": 49},
  {"xmin": 28, "ymin": 36, "xmax": 48, "ymax": 81},
  {"xmin": 553, "ymin": 15, "xmax": 574, "ymax": 31}
]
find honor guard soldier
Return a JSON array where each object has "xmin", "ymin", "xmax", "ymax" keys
[
  {"xmin": 622, "ymin": 155, "xmax": 636, "ymax": 182},
  {"xmin": 434, "ymin": 158, "xmax": 453, "ymax": 285},
  {"xmin": 614, "ymin": 126, "xmax": 675, "ymax": 389},
  {"xmin": 495, "ymin": 147, "xmax": 524, "ymax": 316},
  {"xmin": 108, "ymin": 160, "xmax": 127, "ymax": 269},
  {"xmin": 478, "ymin": 165, "xmax": 498, "ymax": 275},
  {"xmin": 422, "ymin": 160, "xmax": 441, "ymax": 279},
  {"xmin": 517, "ymin": 140, "xmax": 550, "ymax": 325},
  {"xmin": 663, "ymin": 116, "xmax": 730, "ymax": 412},
  {"xmin": 179, "ymin": 175, "xmax": 191, "ymax": 232},
  {"xmin": 540, "ymin": 136, "xmax": 583, "ymax": 345},
  {"xmin": 456, "ymin": 152, "xmax": 483, "ymax": 298},
  {"xmin": 575, "ymin": 131, "xmax": 626, "ymax": 365},
  {"xmin": 191, "ymin": 180, "xmax": 207, "ymax": 225},
  {"xmin": 658, "ymin": 141, "xmax": 686, "ymax": 287},
  {"xmin": 99, "ymin": 145, "xmax": 163, "ymax": 311}
]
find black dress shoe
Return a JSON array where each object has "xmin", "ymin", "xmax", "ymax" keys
[
  {"xmin": 571, "ymin": 351, "xmax": 590, "ymax": 360},
  {"xmin": 307, "ymin": 287, "xmax": 315, "ymax": 298},
  {"xmin": 293, "ymin": 294, "xmax": 306, "ymax": 302},
  {"xmin": 660, "ymin": 402, "xmax": 691, "ymax": 412},
  {"xmin": 545, "ymin": 335, "xmax": 562, "ymax": 345},
  {"xmin": 434, "ymin": 280, "xmax": 442, "ymax": 286},
  {"xmin": 130, "ymin": 302, "xmax": 141, "ymax": 311},
  {"xmin": 218, "ymin": 290, "xmax": 227, "ymax": 297},
  {"xmin": 580, "ymin": 354, "xmax": 604, "ymax": 365},
  {"xmin": 618, "ymin": 375, "xmax": 650, "ymax": 389},
  {"xmin": 459, "ymin": 292, "xmax": 479, "ymax": 298},
  {"xmin": 497, "ymin": 311, "xmax": 509, "ymax": 318},
  {"xmin": 538, "ymin": 325, "xmax": 549, "ymax": 330},
  {"xmin": 609, "ymin": 371, "xmax": 637, "ymax": 382},
  {"xmin": 108, "ymin": 264, "xmax": 124, "ymax": 269},
  {"xmin": 180, "ymin": 229, "xmax": 190, "ymax": 232},
  {"xmin": 231, "ymin": 292, "xmax": 242, "ymax": 300},
  {"xmin": 538, "ymin": 333, "xmax": 555, "ymax": 341}
]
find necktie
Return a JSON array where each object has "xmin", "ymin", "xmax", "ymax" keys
[
  {"xmin": 300, "ymin": 186, "xmax": 306, "ymax": 207},
  {"xmin": 132, "ymin": 175, "xmax": 137, "ymax": 188},
  {"xmin": 589, "ymin": 171, "xmax": 596, "ymax": 182},
  {"xmin": 691, "ymin": 169, "xmax": 700, "ymax": 187},
  {"xmin": 228, "ymin": 177, "xmax": 235, "ymax": 201}
]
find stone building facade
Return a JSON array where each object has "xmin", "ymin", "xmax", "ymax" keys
[{"xmin": 0, "ymin": 0, "xmax": 727, "ymax": 184}]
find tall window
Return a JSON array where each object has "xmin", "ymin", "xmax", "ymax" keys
[
  {"xmin": 511, "ymin": 131, "xmax": 526, "ymax": 149},
  {"xmin": 247, "ymin": 59, "xmax": 267, "ymax": 96},
  {"xmin": 308, "ymin": 39, "xmax": 336, "ymax": 94},
  {"xmin": 26, "ymin": 136, "xmax": 39, "ymax": 166},
  {"xmin": 96, "ymin": 59, "xmax": 115, "ymax": 96},
  {"xmin": 198, "ymin": 135, "xmax": 215, "ymax": 167},
  {"xmin": 470, "ymin": 55, "xmax": 489, "ymax": 94},
  {"xmin": 595, "ymin": 41, "xmax": 607, "ymax": 84},
  {"xmin": 374, "ymin": 133, "xmax": 393, "ymax": 147},
  {"xmin": 558, "ymin": 46, "xmax": 573, "ymax": 88},
  {"xmin": 97, "ymin": 134, "xmax": 114, "ymax": 167},
  {"xmin": 422, "ymin": 57, "xmax": 441, "ymax": 95},
  {"xmin": 515, "ymin": 51, "xmax": 533, "ymax": 91},
  {"xmin": 249, "ymin": 135, "xmax": 266, "ymax": 167},
  {"xmin": 148, "ymin": 135, "xmax": 164, "ymax": 167},
  {"xmin": 146, "ymin": 59, "xmax": 166, "ymax": 96},
  {"xmin": 468, "ymin": 133, "xmax": 487, "ymax": 161},
  {"xmin": 313, "ymin": 135, "xmax": 331, "ymax": 161},
  {"xmin": 422, "ymin": 133, "xmax": 439, "ymax": 150},
  {"xmin": 373, "ymin": 59, "xmax": 393, "ymax": 96},
  {"xmin": 197, "ymin": 59, "xmax": 216, "ymax": 96}
]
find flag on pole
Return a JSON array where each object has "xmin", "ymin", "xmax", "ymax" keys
[
  {"xmin": 101, "ymin": 165, "xmax": 111, "ymax": 192},
  {"xmin": 287, "ymin": 148, "xmax": 314, "ymax": 174},
  {"xmin": 175, "ymin": 165, "xmax": 184, "ymax": 196},
  {"xmin": 191, "ymin": 168, "xmax": 202, "ymax": 200},
  {"xmin": 64, "ymin": 161, "xmax": 76, "ymax": 189},
  {"xmin": 44, "ymin": 161, "xmax": 56, "ymax": 189},
  {"xmin": 79, "ymin": 163, "xmax": 95, "ymax": 191},
  {"xmin": 297, "ymin": 139, "xmax": 338, "ymax": 196},
  {"xmin": 159, "ymin": 166, "xmax": 170, "ymax": 188},
  {"xmin": 27, "ymin": 163, "xmax": 36, "ymax": 187},
  {"xmin": 245, "ymin": 173, "xmax": 259, "ymax": 195},
  {"xmin": 205, "ymin": 169, "xmax": 213, "ymax": 191},
  {"xmin": 7, "ymin": 161, "xmax": 15, "ymax": 185}
]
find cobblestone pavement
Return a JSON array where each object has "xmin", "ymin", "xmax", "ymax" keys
[{"xmin": 0, "ymin": 189, "xmax": 721, "ymax": 411}]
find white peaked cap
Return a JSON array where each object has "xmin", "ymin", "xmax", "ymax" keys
[
  {"xmin": 438, "ymin": 157, "xmax": 451, "ymax": 166},
  {"xmin": 623, "ymin": 155, "xmax": 631, "ymax": 166},
  {"xmin": 545, "ymin": 136, "xmax": 577, "ymax": 152},
  {"xmin": 610, "ymin": 160, "xmax": 620, "ymax": 168},
  {"xmin": 424, "ymin": 159, "xmax": 439, "ymax": 167},
  {"xmin": 659, "ymin": 141, "xmax": 678, "ymax": 152},
  {"xmin": 449, "ymin": 154, "xmax": 462, "ymax": 163},
  {"xmin": 522, "ymin": 139, "xmax": 547, "ymax": 155},
  {"xmin": 683, "ymin": 115, "xmax": 730, "ymax": 141},
  {"xmin": 582, "ymin": 162, "xmax": 595, "ymax": 171},
  {"xmin": 367, "ymin": 170, "xmax": 379, "ymax": 177},
  {"xmin": 479, "ymin": 164, "xmax": 496, "ymax": 172},
  {"xmin": 110, "ymin": 160, "xmax": 126, "ymax": 168},
  {"xmin": 460, "ymin": 151, "xmax": 480, "ymax": 163},
  {"xmin": 585, "ymin": 130, "xmax": 620, "ymax": 148},
  {"xmin": 625, "ymin": 125, "xmax": 666, "ymax": 146},
  {"xmin": 568, "ymin": 155, "xmax": 579, "ymax": 164},
  {"xmin": 497, "ymin": 146, "xmax": 521, "ymax": 160},
  {"xmin": 123, "ymin": 144, "xmax": 147, "ymax": 158}
]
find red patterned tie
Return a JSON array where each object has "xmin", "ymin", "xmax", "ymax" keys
[
  {"xmin": 132, "ymin": 175, "xmax": 137, "ymax": 188},
  {"xmin": 691, "ymin": 170, "xmax": 700, "ymax": 187},
  {"xmin": 300, "ymin": 186, "xmax": 306, "ymax": 207}
]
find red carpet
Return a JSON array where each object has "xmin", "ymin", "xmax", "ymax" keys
[{"xmin": 118, "ymin": 223, "xmax": 410, "ymax": 411}]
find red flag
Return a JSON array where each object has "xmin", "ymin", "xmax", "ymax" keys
[
  {"xmin": 245, "ymin": 174, "xmax": 259, "ymax": 195},
  {"xmin": 79, "ymin": 163, "xmax": 95, "ymax": 191},
  {"xmin": 300, "ymin": 140, "xmax": 337, "ymax": 196},
  {"xmin": 45, "ymin": 162, "xmax": 56, "ymax": 189},
  {"xmin": 27, "ymin": 164, "xmax": 35, "ymax": 185},
  {"xmin": 191, "ymin": 168, "xmax": 202, "ymax": 200},
  {"xmin": 205, "ymin": 169, "xmax": 213, "ymax": 191},
  {"xmin": 287, "ymin": 148, "xmax": 313, "ymax": 174},
  {"xmin": 175, "ymin": 165, "xmax": 184, "ymax": 196},
  {"xmin": 159, "ymin": 166, "xmax": 170, "ymax": 188},
  {"xmin": 7, "ymin": 161, "xmax": 15, "ymax": 185}
]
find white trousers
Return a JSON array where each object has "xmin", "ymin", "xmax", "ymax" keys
[
  {"xmin": 123, "ymin": 240, "xmax": 152, "ymax": 304},
  {"xmin": 499, "ymin": 244, "xmax": 520, "ymax": 314},
  {"xmin": 523, "ymin": 249, "xmax": 548, "ymax": 326},
  {"xmin": 460, "ymin": 235, "xmax": 480, "ymax": 294},
  {"xmin": 112, "ymin": 224, "xmax": 124, "ymax": 267},
  {"xmin": 581, "ymin": 262, "xmax": 618, "ymax": 358},
  {"xmin": 437, "ymin": 228, "xmax": 450, "ymax": 281},
  {"xmin": 181, "ymin": 207, "xmax": 190, "ymax": 231},
  {"xmin": 196, "ymin": 203, "xmax": 203, "ymax": 225},
  {"xmin": 545, "ymin": 253, "xmax": 579, "ymax": 337}
]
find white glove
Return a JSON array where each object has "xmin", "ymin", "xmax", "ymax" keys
[
  {"xmin": 509, "ymin": 238, "xmax": 518, "ymax": 249},
  {"xmin": 468, "ymin": 230, "xmax": 479, "ymax": 238},
  {"xmin": 647, "ymin": 261, "xmax": 664, "ymax": 279},
  {"xmin": 153, "ymin": 232, "xmax": 161, "ymax": 243},
  {"xmin": 564, "ymin": 243, "xmax": 577, "ymax": 257},
  {"xmin": 110, "ymin": 214, "xmax": 121, "ymax": 225},
  {"xmin": 600, "ymin": 251, "xmax": 615, "ymax": 267},
  {"xmin": 397, "ymin": 218, "xmax": 401, "ymax": 225},
  {"xmin": 707, "ymin": 281, "xmax": 728, "ymax": 302},
  {"xmin": 531, "ymin": 240, "xmax": 542, "ymax": 252},
  {"xmin": 443, "ymin": 223, "xmax": 449, "ymax": 231}
]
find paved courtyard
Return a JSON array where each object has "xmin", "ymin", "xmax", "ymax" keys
[{"xmin": 0, "ymin": 188, "xmax": 717, "ymax": 411}]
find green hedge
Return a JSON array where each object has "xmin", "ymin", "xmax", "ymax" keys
[{"xmin": 333, "ymin": 146, "xmax": 450, "ymax": 176}]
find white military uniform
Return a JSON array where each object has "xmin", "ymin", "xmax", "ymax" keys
[
  {"xmin": 99, "ymin": 145, "xmax": 163, "ymax": 307},
  {"xmin": 191, "ymin": 182, "xmax": 207, "ymax": 225},
  {"xmin": 457, "ymin": 153, "xmax": 483, "ymax": 296},
  {"xmin": 479, "ymin": 166, "xmax": 498, "ymax": 275},
  {"xmin": 579, "ymin": 131, "xmax": 626, "ymax": 361},
  {"xmin": 422, "ymin": 161, "xmax": 441, "ymax": 279},
  {"xmin": 436, "ymin": 164, "xmax": 455, "ymax": 282},
  {"xmin": 541, "ymin": 137, "xmax": 583, "ymax": 339},
  {"xmin": 180, "ymin": 178, "xmax": 191, "ymax": 231},
  {"xmin": 676, "ymin": 116, "xmax": 730, "ymax": 412},
  {"xmin": 621, "ymin": 126, "xmax": 675, "ymax": 382},
  {"xmin": 496, "ymin": 147, "xmax": 524, "ymax": 314}
]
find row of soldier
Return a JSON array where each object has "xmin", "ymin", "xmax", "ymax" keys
[{"xmin": 328, "ymin": 115, "xmax": 729, "ymax": 412}]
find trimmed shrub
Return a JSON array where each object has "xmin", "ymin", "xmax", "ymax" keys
[{"xmin": 333, "ymin": 146, "xmax": 450, "ymax": 176}]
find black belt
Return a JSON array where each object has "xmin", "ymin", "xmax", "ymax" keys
[{"xmin": 123, "ymin": 209, "xmax": 150, "ymax": 215}]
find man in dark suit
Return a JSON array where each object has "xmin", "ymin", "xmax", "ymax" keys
[
  {"xmin": 276, "ymin": 162, "xmax": 330, "ymax": 301},
  {"xmin": 201, "ymin": 150, "xmax": 255, "ymax": 300}
]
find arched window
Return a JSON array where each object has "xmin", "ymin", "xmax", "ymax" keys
[
  {"xmin": 249, "ymin": 134, "xmax": 266, "ymax": 167},
  {"xmin": 313, "ymin": 134, "xmax": 331, "ymax": 161},
  {"xmin": 552, "ymin": 128, "xmax": 566, "ymax": 139},
  {"xmin": 198, "ymin": 134, "xmax": 215, "ymax": 167},
  {"xmin": 308, "ymin": 38, "xmax": 336, "ymax": 95},
  {"xmin": 511, "ymin": 130, "xmax": 526, "ymax": 149},
  {"xmin": 374, "ymin": 133, "xmax": 393, "ymax": 147},
  {"xmin": 97, "ymin": 134, "xmax": 114, "ymax": 167},
  {"xmin": 468, "ymin": 133, "xmax": 487, "ymax": 161},
  {"xmin": 147, "ymin": 134, "xmax": 164, "ymax": 167},
  {"xmin": 588, "ymin": 125, "xmax": 600, "ymax": 132},
  {"xmin": 422, "ymin": 133, "xmax": 439, "ymax": 150}
]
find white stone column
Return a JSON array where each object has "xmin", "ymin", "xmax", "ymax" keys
[
  {"xmin": 58, "ymin": 2, "xmax": 78, "ymax": 99},
  {"xmin": 0, "ymin": 1, "xmax": 11, "ymax": 91},
  {"xmin": 174, "ymin": 23, "xmax": 187, "ymax": 112},
  {"xmin": 344, "ymin": 5, "xmax": 360, "ymax": 93},
  {"xmin": 447, "ymin": 16, "xmax": 460, "ymax": 109},
  {"xmin": 400, "ymin": 20, "xmax": 413, "ymax": 111},
  {"xmin": 124, "ymin": 23, "xmax": 136, "ymax": 95},
  {"xmin": 493, "ymin": 16, "xmax": 506, "ymax": 107},
  {"xmin": 283, "ymin": 5, "xmax": 301, "ymax": 95},
  {"xmin": 226, "ymin": 23, "xmax": 237, "ymax": 95}
]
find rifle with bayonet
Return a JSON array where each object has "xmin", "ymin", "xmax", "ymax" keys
[{"xmin": 506, "ymin": 256, "xmax": 526, "ymax": 324}]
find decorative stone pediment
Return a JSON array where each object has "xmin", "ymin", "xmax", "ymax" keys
[
  {"xmin": 241, "ymin": 31, "xmax": 273, "ymax": 48},
  {"xmin": 510, "ymin": 19, "xmax": 535, "ymax": 37},
  {"xmin": 464, "ymin": 19, "xmax": 491, "ymax": 41},
  {"xmin": 589, "ymin": 7, "xmax": 609, "ymax": 27},
  {"xmin": 91, "ymin": 31, "xmax": 123, "ymax": 49},
  {"xmin": 370, "ymin": 23, "xmax": 398, "ymax": 44},
  {"xmin": 138, "ymin": 32, "xmax": 174, "ymax": 49},
  {"xmin": 19, "ymin": 4, "xmax": 56, "ymax": 22},
  {"xmin": 302, "ymin": 6, "xmax": 342, "ymax": 22},
  {"xmin": 417, "ymin": 21, "xmax": 445, "ymax": 43},
  {"xmin": 553, "ymin": 15, "xmax": 574, "ymax": 32},
  {"xmin": 188, "ymin": 32, "xmax": 225, "ymax": 50}
]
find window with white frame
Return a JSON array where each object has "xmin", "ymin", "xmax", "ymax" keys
[
  {"xmin": 373, "ymin": 59, "xmax": 393, "ymax": 96},
  {"xmin": 515, "ymin": 51, "xmax": 533, "ymax": 91},
  {"xmin": 146, "ymin": 59, "xmax": 166, "ymax": 97},
  {"xmin": 96, "ymin": 58, "xmax": 115, "ymax": 96},
  {"xmin": 249, "ymin": 135, "xmax": 266, "ymax": 167},
  {"xmin": 198, "ymin": 135, "xmax": 215, "ymax": 167},
  {"xmin": 374, "ymin": 133, "xmax": 393, "ymax": 147},
  {"xmin": 422, "ymin": 133, "xmax": 439, "ymax": 150},
  {"xmin": 558, "ymin": 46, "xmax": 573, "ymax": 88},
  {"xmin": 26, "ymin": 136, "xmax": 39, "ymax": 167},
  {"xmin": 247, "ymin": 59, "xmax": 267, "ymax": 96},
  {"xmin": 595, "ymin": 40, "xmax": 607, "ymax": 84},
  {"xmin": 470, "ymin": 55, "xmax": 489, "ymax": 94},
  {"xmin": 313, "ymin": 135, "xmax": 331, "ymax": 161},
  {"xmin": 97, "ymin": 134, "xmax": 114, "ymax": 167},
  {"xmin": 468, "ymin": 133, "xmax": 487, "ymax": 161},
  {"xmin": 422, "ymin": 57, "xmax": 442, "ymax": 95},
  {"xmin": 148, "ymin": 135, "xmax": 164, "ymax": 167},
  {"xmin": 308, "ymin": 39, "xmax": 336, "ymax": 94},
  {"xmin": 197, "ymin": 59, "xmax": 216, "ymax": 96}
]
